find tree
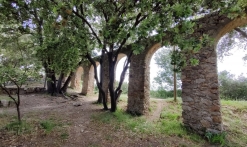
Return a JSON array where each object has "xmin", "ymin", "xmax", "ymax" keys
[
  {"xmin": 0, "ymin": 0, "xmax": 88, "ymax": 95},
  {"xmin": 153, "ymin": 46, "xmax": 182, "ymax": 101},
  {"xmin": 0, "ymin": 16, "xmax": 42, "ymax": 123},
  {"xmin": 153, "ymin": 47, "xmax": 182, "ymax": 89},
  {"xmin": 218, "ymin": 71, "xmax": 247, "ymax": 100}
]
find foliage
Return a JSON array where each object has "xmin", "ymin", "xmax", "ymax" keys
[
  {"xmin": 0, "ymin": 9, "xmax": 42, "ymax": 122},
  {"xmin": 0, "ymin": 0, "xmax": 86, "ymax": 94},
  {"xmin": 205, "ymin": 131, "xmax": 226, "ymax": 146},
  {"xmin": 218, "ymin": 71, "xmax": 247, "ymax": 100},
  {"xmin": 150, "ymin": 89, "xmax": 182, "ymax": 99},
  {"xmin": 217, "ymin": 26, "xmax": 247, "ymax": 61}
]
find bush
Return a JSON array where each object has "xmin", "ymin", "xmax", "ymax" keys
[
  {"xmin": 150, "ymin": 89, "xmax": 181, "ymax": 99},
  {"xmin": 219, "ymin": 71, "xmax": 247, "ymax": 100}
]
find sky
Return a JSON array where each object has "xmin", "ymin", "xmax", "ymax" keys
[{"xmin": 217, "ymin": 48, "xmax": 247, "ymax": 77}]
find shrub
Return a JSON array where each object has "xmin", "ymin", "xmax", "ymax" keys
[
  {"xmin": 150, "ymin": 89, "xmax": 181, "ymax": 99},
  {"xmin": 219, "ymin": 71, "xmax": 247, "ymax": 100}
]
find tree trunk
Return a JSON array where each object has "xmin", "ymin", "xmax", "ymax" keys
[
  {"xmin": 108, "ymin": 52, "xmax": 117, "ymax": 112},
  {"xmin": 1, "ymin": 84, "xmax": 22, "ymax": 123},
  {"xmin": 46, "ymin": 70, "xmax": 57, "ymax": 95},
  {"xmin": 17, "ymin": 104, "xmax": 21, "ymax": 123},
  {"xmin": 97, "ymin": 91, "xmax": 103, "ymax": 103},
  {"xmin": 57, "ymin": 73, "xmax": 65, "ymax": 93},
  {"xmin": 173, "ymin": 46, "xmax": 177, "ymax": 102},
  {"xmin": 61, "ymin": 72, "xmax": 74, "ymax": 93},
  {"xmin": 97, "ymin": 51, "xmax": 104, "ymax": 104},
  {"xmin": 51, "ymin": 74, "xmax": 57, "ymax": 96},
  {"xmin": 115, "ymin": 51, "xmax": 132, "ymax": 102},
  {"xmin": 86, "ymin": 53, "xmax": 108, "ymax": 110},
  {"xmin": 17, "ymin": 86, "xmax": 21, "ymax": 123}
]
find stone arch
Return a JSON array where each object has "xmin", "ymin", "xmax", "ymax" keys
[
  {"xmin": 181, "ymin": 14, "xmax": 247, "ymax": 134},
  {"xmin": 127, "ymin": 43, "xmax": 161, "ymax": 114},
  {"xmin": 143, "ymin": 43, "xmax": 162, "ymax": 99},
  {"xmin": 127, "ymin": 13, "xmax": 247, "ymax": 133},
  {"xmin": 216, "ymin": 15, "xmax": 247, "ymax": 43}
]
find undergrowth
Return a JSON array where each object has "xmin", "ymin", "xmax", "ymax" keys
[{"xmin": 4, "ymin": 120, "xmax": 31, "ymax": 135}]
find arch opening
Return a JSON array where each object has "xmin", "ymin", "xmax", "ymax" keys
[{"xmin": 213, "ymin": 24, "xmax": 247, "ymax": 144}]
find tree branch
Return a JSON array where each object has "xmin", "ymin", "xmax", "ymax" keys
[
  {"xmin": 72, "ymin": 10, "xmax": 102, "ymax": 45},
  {"xmin": 0, "ymin": 85, "xmax": 18, "ymax": 105},
  {"xmin": 114, "ymin": 50, "xmax": 133, "ymax": 101},
  {"xmin": 234, "ymin": 28, "xmax": 247, "ymax": 39}
]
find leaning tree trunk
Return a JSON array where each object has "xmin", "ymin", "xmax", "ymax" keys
[
  {"xmin": 86, "ymin": 52, "xmax": 108, "ymax": 110},
  {"xmin": 114, "ymin": 51, "xmax": 133, "ymax": 102},
  {"xmin": 60, "ymin": 72, "xmax": 74, "ymax": 93},
  {"xmin": 0, "ymin": 83, "xmax": 21, "ymax": 123}
]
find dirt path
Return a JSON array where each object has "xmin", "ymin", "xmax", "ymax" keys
[
  {"xmin": 147, "ymin": 99, "xmax": 168, "ymax": 122},
  {"xmin": 0, "ymin": 94, "xmax": 210, "ymax": 147}
]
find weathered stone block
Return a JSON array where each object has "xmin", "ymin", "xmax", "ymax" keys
[
  {"xmin": 200, "ymin": 119, "xmax": 211, "ymax": 128},
  {"xmin": 211, "ymin": 105, "xmax": 220, "ymax": 112},
  {"xmin": 212, "ymin": 116, "xmax": 222, "ymax": 123}
]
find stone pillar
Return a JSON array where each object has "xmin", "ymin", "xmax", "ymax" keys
[
  {"xmin": 127, "ymin": 53, "xmax": 149, "ymax": 115},
  {"xmin": 181, "ymin": 46, "xmax": 222, "ymax": 134},
  {"xmin": 81, "ymin": 65, "xmax": 89, "ymax": 95},
  {"xmin": 70, "ymin": 66, "xmax": 83, "ymax": 91},
  {"xmin": 87, "ymin": 65, "xmax": 95, "ymax": 94},
  {"xmin": 81, "ymin": 64, "xmax": 94, "ymax": 95}
]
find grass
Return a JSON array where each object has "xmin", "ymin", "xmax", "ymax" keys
[
  {"xmin": 91, "ymin": 97, "xmax": 247, "ymax": 146},
  {"xmin": 0, "ymin": 112, "xmax": 70, "ymax": 146},
  {"xmin": 40, "ymin": 119, "xmax": 57, "ymax": 133},
  {"xmin": 1, "ymin": 93, "xmax": 247, "ymax": 146},
  {"xmin": 92, "ymin": 98, "xmax": 205, "ymax": 146},
  {"xmin": 221, "ymin": 99, "xmax": 247, "ymax": 146},
  {"xmin": 4, "ymin": 120, "xmax": 32, "ymax": 135}
]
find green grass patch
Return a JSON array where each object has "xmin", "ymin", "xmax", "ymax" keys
[
  {"xmin": 4, "ymin": 120, "xmax": 32, "ymax": 135},
  {"xmin": 40, "ymin": 119, "xmax": 57, "ymax": 133},
  {"xmin": 92, "ymin": 109, "xmax": 155, "ymax": 134},
  {"xmin": 221, "ymin": 99, "xmax": 247, "ymax": 146}
]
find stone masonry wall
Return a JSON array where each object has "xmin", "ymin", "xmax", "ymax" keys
[
  {"xmin": 79, "ymin": 12, "xmax": 247, "ymax": 134},
  {"xmin": 70, "ymin": 66, "xmax": 83, "ymax": 91},
  {"xmin": 181, "ymin": 12, "xmax": 247, "ymax": 134},
  {"xmin": 81, "ymin": 65, "xmax": 90, "ymax": 95},
  {"xmin": 127, "ymin": 52, "xmax": 149, "ymax": 115}
]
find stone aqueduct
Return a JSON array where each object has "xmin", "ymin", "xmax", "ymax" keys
[{"xmin": 70, "ymin": 12, "xmax": 247, "ymax": 134}]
